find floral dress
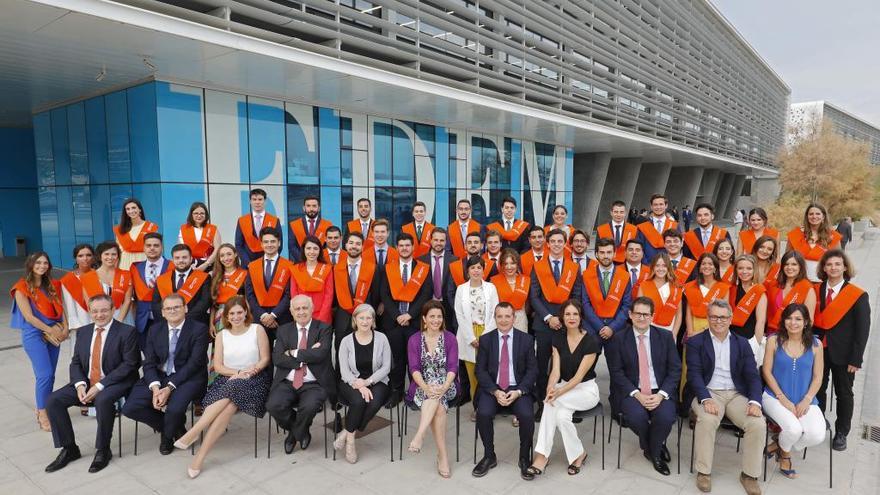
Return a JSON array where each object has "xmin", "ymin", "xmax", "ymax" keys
[{"xmin": 413, "ymin": 332, "xmax": 458, "ymax": 410}]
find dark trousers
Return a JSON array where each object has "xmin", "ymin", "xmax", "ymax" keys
[
  {"xmin": 532, "ymin": 319, "xmax": 553, "ymax": 400},
  {"xmin": 383, "ymin": 323, "xmax": 419, "ymax": 392},
  {"xmin": 339, "ymin": 381, "xmax": 390, "ymax": 433},
  {"xmin": 818, "ymin": 351, "xmax": 855, "ymax": 435},
  {"xmin": 476, "ymin": 389, "xmax": 535, "ymax": 461},
  {"xmin": 266, "ymin": 381, "xmax": 327, "ymax": 441},
  {"xmin": 619, "ymin": 394, "xmax": 677, "ymax": 458},
  {"xmin": 121, "ymin": 378, "xmax": 205, "ymax": 438},
  {"xmin": 333, "ymin": 311, "xmax": 354, "ymax": 354},
  {"xmin": 46, "ymin": 382, "xmax": 132, "ymax": 450}
]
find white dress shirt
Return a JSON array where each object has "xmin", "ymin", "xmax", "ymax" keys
[
  {"xmin": 628, "ymin": 328, "xmax": 662, "ymax": 395},
  {"xmin": 287, "ymin": 321, "xmax": 317, "ymax": 383},
  {"xmin": 75, "ymin": 320, "xmax": 114, "ymax": 391},
  {"xmin": 149, "ymin": 323, "xmax": 183, "ymax": 390},
  {"xmin": 706, "ymin": 331, "xmax": 734, "ymax": 391},
  {"xmin": 825, "ymin": 279, "xmax": 845, "ymax": 301}
]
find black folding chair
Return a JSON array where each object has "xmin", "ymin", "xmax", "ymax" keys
[
  {"xmin": 763, "ymin": 417, "xmax": 833, "ymax": 487},
  {"xmin": 266, "ymin": 399, "xmax": 329, "ymax": 459},
  {"xmin": 688, "ymin": 412, "xmax": 744, "ymax": 473},
  {"xmin": 571, "ymin": 402, "xmax": 605, "ymax": 470},
  {"xmin": 613, "ymin": 411, "xmax": 680, "ymax": 473},
  {"xmin": 400, "ymin": 392, "xmax": 463, "ymax": 462},
  {"xmin": 332, "ymin": 394, "xmax": 397, "ymax": 462}
]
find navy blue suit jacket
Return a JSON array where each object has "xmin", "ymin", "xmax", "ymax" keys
[
  {"xmin": 69, "ymin": 321, "xmax": 141, "ymax": 389},
  {"xmin": 142, "ymin": 319, "xmax": 209, "ymax": 389},
  {"xmin": 475, "ymin": 329, "xmax": 538, "ymax": 398},
  {"xmin": 131, "ymin": 258, "xmax": 171, "ymax": 333},
  {"xmin": 606, "ymin": 325, "xmax": 681, "ymax": 413},
  {"xmin": 582, "ymin": 265, "xmax": 631, "ymax": 337},
  {"xmin": 685, "ymin": 330, "xmax": 762, "ymax": 406}
]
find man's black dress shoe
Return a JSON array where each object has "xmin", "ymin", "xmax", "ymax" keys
[
  {"xmin": 832, "ymin": 431, "xmax": 847, "ymax": 451},
  {"xmin": 88, "ymin": 448, "xmax": 112, "ymax": 473},
  {"xmin": 660, "ymin": 443, "xmax": 671, "ymax": 463},
  {"xmin": 45, "ymin": 446, "xmax": 81, "ymax": 473},
  {"xmin": 644, "ymin": 450, "xmax": 670, "ymax": 476},
  {"xmin": 519, "ymin": 458, "xmax": 535, "ymax": 481},
  {"xmin": 300, "ymin": 432, "xmax": 311, "ymax": 450},
  {"xmin": 471, "ymin": 455, "xmax": 497, "ymax": 477},
  {"xmin": 159, "ymin": 436, "xmax": 174, "ymax": 455},
  {"xmin": 284, "ymin": 430, "xmax": 297, "ymax": 454}
]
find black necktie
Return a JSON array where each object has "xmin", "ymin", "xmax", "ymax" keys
[
  {"xmin": 377, "ymin": 249, "xmax": 385, "ymax": 266},
  {"xmin": 264, "ymin": 258, "xmax": 274, "ymax": 289},
  {"xmin": 176, "ymin": 273, "xmax": 186, "ymax": 291},
  {"xmin": 614, "ymin": 224, "xmax": 621, "ymax": 247},
  {"xmin": 553, "ymin": 260, "xmax": 561, "ymax": 283}
]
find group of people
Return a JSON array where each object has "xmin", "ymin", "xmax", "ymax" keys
[{"xmin": 10, "ymin": 189, "xmax": 870, "ymax": 494}]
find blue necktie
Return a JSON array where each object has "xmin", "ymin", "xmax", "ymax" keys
[
  {"xmin": 553, "ymin": 260, "xmax": 561, "ymax": 283},
  {"xmin": 166, "ymin": 328, "xmax": 179, "ymax": 375},
  {"xmin": 399, "ymin": 263, "xmax": 410, "ymax": 313}
]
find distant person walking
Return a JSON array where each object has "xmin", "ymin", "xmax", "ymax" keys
[{"xmin": 836, "ymin": 217, "xmax": 852, "ymax": 251}]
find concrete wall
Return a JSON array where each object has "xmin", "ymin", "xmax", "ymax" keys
[
  {"xmin": 631, "ymin": 162, "xmax": 672, "ymax": 211},
  {"xmin": 572, "ymin": 152, "xmax": 611, "ymax": 233},
  {"xmin": 665, "ymin": 166, "xmax": 704, "ymax": 210},
  {"xmin": 0, "ymin": 128, "xmax": 40, "ymax": 257},
  {"xmin": 596, "ymin": 157, "xmax": 642, "ymax": 225}
]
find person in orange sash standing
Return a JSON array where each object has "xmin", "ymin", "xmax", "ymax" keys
[
  {"xmin": 151, "ymin": 244, "xmax": 212, "ymax": 326},
  {"xmin": 402, "ymin": 201, "xmax": 435, "ymax": 259},
  {"xmin": 448, "ymin": 231, "xmax": 485, "ymax": 289},
  {"xmin": 637, "ymin": 253, "xmax": 683, "ymax": 334},
  {"xmin": 346, "ymin": 197, "xmax": 375, "ymax": 248},
  {"xmin": 569, "ymin": 229, "xmax": 594, "ymax": 273},
  {"xmin": 482, "ymin": 230, "xmax": 503, "ymax": 278},
  {"xmin": 288, "ymin": 195, "xmax": 333, "ymax": 262},
  {"xmin": 114, "ymin": 198, "xmax": 159, "ymax": 270},
  {"xmin": 11, "ymin": 252, "xmax": 68, "ymax": 432},
  {"xmin": 637, "ymin": 194, "xmax": 679, "ymax": 264},
  {"xmin": 380, "ymin": 233, "xmax": 433, "ymax": 401},
  {"xmin": 322, "ymin": 226, "xmax": 344, "ymax": 266},
  {"xmin": 623, "ymin": 240, "xmax": 650, "ymax": 298},
  {"xmin": 766, "ymin": 251, "xmax": 816, "ymax": 336},
  {"xmin": 491, "ymin": 248, "xmax": 531, "ymax": 332},
  {"xmin": 785, "ymin": 203, "xmax": 842, "ymax": 282},
  {"xmin": 751, "ymin": 234, "xmax": 780, "ymax": 287},
  {"xmin": 244, "ymin": 227, "xmax": 293, "ymax": 347},
  {"xmin": 332, "ymin": 232, "xmax": 380, "ymax": 354},
  {"xmin": 60, "ymin": 244, "xmax": 94, "ymax": 332},
  {"xmin": 543, "ymin": 205, "xmax": 576, "ymax": 240},
  {"xmin": 130, "ymin": 233, "xmax": 171, "ymax": 342},
  {"xmin": 682, "ymin": 203, "xmax": 730, "ymax": 260},
  {"xmin": 290, "ymin": 236, "xmax": 334, "ymax": 324},
  {"xmin": 447, "ymin": 199, "xmax": 483, "ymax": 259},
  {"xmin": 713, "ymin": 238, "xmax": 736, "ymax": 285},
  {"xmin": 178, "ymin": 202, "xmax": 221, "ymax": 270},
  {"xmin": 813, "ymin": 249, "xmax": 871, "ymax": 451},
  {"xmin": 737, "ymin": 207, "xmax": 778, "ymax": 256},
  {"xmin": 209, "ymin": 243, "xmax": 247, "ymax": 335},
  {"xmin": 728, "ymin": 254, "xmax": 767, "ymax": 363},
  {"xmin": 582, "ymin": 238, "xmax": 632, "ymax": 345},
  {"xmin": 235, "ymin": 188, "xmax": 282, "ymax": 266},
  {"xmin": 520, "ymin": 226, "xmax": 549, "ymax": 275},
  {"xmin": 486, "ymin": 196, "xmax": 529, "ymax": 252},
  {"xmin": 597, "ymin": 200, "xmax": 639, "ymax": 265},
  {"xmin": 81, "ymin": 241, "xmax": 133, "ymax": 325},
  {"xmin": 662, "ymin": 229, "xmax": 696, "ymax": 285}
]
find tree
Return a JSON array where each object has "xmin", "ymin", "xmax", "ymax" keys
[{"xmin": 769, "ymin": 119, "xmax": 877, "ymax": 231}]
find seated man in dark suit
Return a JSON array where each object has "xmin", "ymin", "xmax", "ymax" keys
[
  {"xmin": 122, "ymin": 294, "xmax": 209, "ymax": 455},
  {"xmin": 687, "ymin": 299, "xmax": 765, "ymax": 495},
  {"xmin": 606, "ymin": 297, "xmax": 681, "ymax": 476},
  {"xmin": 266, "ymin": 295, "xmax": 335, "ymax": 455},
  {"xmin": 473, "ymin": 303, "xmax": 538, "ymax": 480},
  {"xmin": 45, "ymin": 295, "xmax": 141, "ymax": 474}
]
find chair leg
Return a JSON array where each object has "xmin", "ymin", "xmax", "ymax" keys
[
  {"xmin": 600, "ymin": 414, "xmax": 605, "ymax": 470},
  {"xmin": 829, "ymin": 381, "xmax": 835, "ymax": 412},
  {"xmin": 134, "ymin": 421, "xmax": 139, "ymax": 456},
  {"xmin": 593, "ymin": 416, "xmax": 598, "ymax": 444},
  {"xmin": 117, "ymin": 410, "xmax": 122, "ymax": 458},
  {"xmin": 399, "ymin": 407, "xmax": 405, "ymax": 461},
  {"xmin": 608, "ymin": 416, "xmax": 613, "ymax": 444},
  {"xmin": 762, "ymin": 424, "xmax": 768, "ymax": 482},
  {"xmin": 829, "ymin": 428, "xmax": 833, "ymax": 489},
  {"xmin": 388, "ymin": 406, "xmax": 394, "ymax": 463},
  {"xmin": 473, "ymin": 419, "xmax": 479, "ymax": 464},
  {"xmin": 690, "ymin": 426, "xmax": 695, "ymax": 474},
  {"xmin": 190, "ymin": 404, "xmax": 195, "ymax": 455},
  {"xmin": 253, "ymin": 415, "xmax": 258, "ymax": 459},
  {"xmin": 617, "ymin": 414, "xmax": 623, "ymax": 469},
  {"xmin": 677, "ymin": 418, "xmax": 681, "ymax": 475},
  {"xmin": 323, "ymin": 402, "xmax": 328, "ymax": 460},
  {"xmin": 267, "ymin": 415, "xmax": 272, "ymax": 459},
  {"xmin": 736, "ymin": 433, "xmax": 741, "ymax": 453},
  {"xmin": 455, "ymin": 404, "xmax": 460, "ymax": 463}
]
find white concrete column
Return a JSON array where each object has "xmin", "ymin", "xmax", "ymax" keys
[
  {"xmin": 572, "ymin": 152, "xmax": 611, "ymax": 233},
  {"xmin": 631, "ymin": 162, "xmax": 672, "ymax": 210},
  {"xmin": 596, "ymin": 157, "xmax": 642, "ymax": 226},
  {"xmin": 723, "ymin": 174, "xmax": 747, "ymax": 219},
  {"xmin": 696, "ymin": 169, "xmax": 722, "ymax": 206},
  {"xmin": 715, "ymin": 173, "xmax": 737, "ymax": 219},
  {"xmin": 665, "ymin": 166, "xmax": 704, "ymax": 211}
]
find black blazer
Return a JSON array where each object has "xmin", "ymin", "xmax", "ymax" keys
[
  {"xmin": 379, "ymin": 261, "xmax": 433, "ymax": 329},
  {"xmin": 272, "ymin": 320, "xmax": 336, "ymax": 398},
  {"xmin": 682, "ymin": 226, "xmax": 732, "ymax": 259},
  {"xmin": 245, "ymin": 257, "xmax": 293, "ymax": 326},
  {"xmin": 150, "ymin": 271, "xmax": 213, "ymax": 326},
  {"xmin": 606, "ymin": 325, "xmax": 681, "ymax": 412},
  {"xmin": 685, "ymin": 330, "xmax": 761, "ymax": 406},
  {"xmin": 475, "ymin": 329, "xmax": 538, "ymax": 398},
  {"xmin": 70, "ymin": 321, "xmax": 141, "ymax": 389},
  {"xmin": 816, "ymin": 281, "xmax": 871, "ymax": 367},
  {"xmin": 418, "ymin": 252, "xmax": 458, "ymax": 320},
  {"xmin": 143, "ymin": 319, "xmax": 209, "ymax": 389},
  {"xmin": 528, "ymin": 261, "xmax": 585, "ymax": 323}
]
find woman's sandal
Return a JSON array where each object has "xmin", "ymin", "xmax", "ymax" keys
[
  {"xmin": 527, "ymin": 459, "xmax": 550, "ymax": 476},
  {"xmin": 437, "ymin": 456, "xmax": 451, "ymax": 478},
  {"xmin": 567, "ymin": 453, "xmax": 587, "ymax": 476},
  {"xmin": 778, "ymin": 454, "xmax": 797, "ymax": 479}
]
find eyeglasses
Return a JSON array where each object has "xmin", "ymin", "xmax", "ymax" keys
[
  {"xmin": 708, "ymin": 315, "xmax": 731, "ymax": 322},
  {"xmin": 163, "ymin": 305, "xmax": 184, "ymax": 312},
  {"xmin": 630, "ymin": 312, "xmax": 653, "ymax": 319}
]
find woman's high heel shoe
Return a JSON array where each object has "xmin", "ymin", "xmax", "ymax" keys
[
  {"xmin": 345, "ymin": 435, "xmax": 358, "ymax": 464},
  {"xmin": 437, "ymin": 456, "xmax": 451, "ymax": 478},
  {"xmin": 187, "ymin": 467, "xmax": 201, "ymax": 479},
  {"xmin": 175, "ymin": 437, "xmax": 194, "ymax": 450},
  {"xmin": 333, "ymin": 432, "xmax": 347, "ymax": 451}
]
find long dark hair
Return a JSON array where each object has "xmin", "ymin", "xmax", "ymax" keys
[
  {"xmin": 777, "ymin": 250, "xmax": 807, "ymax": 287},
  {"xmin": 777, "ymin": 303, "xmax": 813, "ymax": 350},
  {"xmin": 185, "ymin": 202, "xmax": 211, "ymax": 227},
  {"xmin": 209, "ymin": 243, "xmax": 241, "ymax": 299},
  {"xmin": 24, "ymin": 251, "xmax": 58, "ymax": 299},
  {"xmin": 119, "ymin": 198, "xmax": 146, "ymax": 234},
  {"xmin": 695, "ymin": 252, "xmax": 720, "ymax": 285},
  {"xmin": 72, "ymin": 243, "xmax": 96, "ymax": 270},
  {"xmin": 802, "ymin": 202, "xmax": 833, "ymax": 247}
]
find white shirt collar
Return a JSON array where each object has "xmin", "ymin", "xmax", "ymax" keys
[
  {"xmin": 298, "ymin": 320, "xmax": 312, "ymax": 332},
  {"xmin": 612, "ymin": 221, "xmax": 624, "ymax": 228},
  {"xmin": 827, "ymin": 279, "xmax": 845, "ymax": 295},
  {"xmin": 626, "ymin": 263, "xmax": 642, "ymax": 272},
  {"xmin": 263, "ymin": 253, "xmax": 278, "ymax": 262},
  {"xmin": 94, "ymin": 319, "xmax": 114, "ymax": 331},
  {"xmin": 710, "ymin": 330, "xmax": 730, "ymax": 344}
]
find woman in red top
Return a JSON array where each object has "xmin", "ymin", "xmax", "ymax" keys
[
  {"xmin": 80, "ymin": 241, "xmax": 133, "ymax": 325},
  {"xmin": 766, "ymin": 251, "xmax": 817, "ymax": 334},
  {"xmin": 114, "ymin": 198, "xmax": 159, "ymax": 270},
  {"xmin": 785, "ymin": 203, "xmax": 842, "ymax": 282},
  {"xmin": 751, "ymin": 235, "xmax": 780, "ymax": 287},
  {"xmin": 737, "ymin": 207, "xmax": 779, "ymax": 255},
  {"xmin": 209, "ymin": 243, "xmax": 247, "ymax": 336},
  {"xmin": 290, "ymin": 236, "xmax": 334, "ymax": 323},
  {"xmin": 179, "ymin": 202, "xmax": 222, "ymax": 271},
  {"xmin": 713, "ymin": 238, "xmax": 736, "ymax": 285}
]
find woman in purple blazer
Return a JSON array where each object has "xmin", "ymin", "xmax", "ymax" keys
[{"xmin": 405, "ymin": 300, "xmax": 459, "ymax": 478}]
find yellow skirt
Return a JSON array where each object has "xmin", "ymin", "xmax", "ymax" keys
[{"xmin": 464, "ymin": 323, "xmax": 485, "ymax": 401}]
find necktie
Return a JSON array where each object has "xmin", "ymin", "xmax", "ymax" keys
[
  {"xmin": 377, "ymin": 249, "xmax": 385, "ymax": 266},
  {"xmin": 614, "ymin": 224, "xmax": 622, "ymax": 247},
  {"xmin": 637, "ymin": 334, "xmax": 652, "ymax": 395},
  {"xmin": 575, "ymin": 257, "xmax": 583, "ymax": 270},
  {"xmin": 703, "ymin": 229, "xmax": 709, "ymax": 245},
  {"xmin": 362, "ymin": 221, "xmax": 369, "ymax": 235},
  {"xmin": 348, "ymin": 263, "xmax": 358, "ymax": 295},
  {"xmin": 671, "ymin": 259, "xmax": 679, "ymax": 270},
  {"xmin": 433, "ymin": 256, "xmax": 443, "ymax": 299},
  {"xmin": 264, "ymin": 258, "xmax": 274, "ymax": 288},
  {"xmin": 330, "ymin": 252, "xmax": 338, "ymax": 265},
  {"xmin": 655, "ymin": 219, "xmax": 663, "ymax": 233},
  {"xmin": 506, "ymin": 220, "xmax": 512, "ymax": 231},
  {"xmin": 308, "ymin": 218, "xmax": 315, "ymax": 236},
  {"xmin": 535, "ymin": 254, "xmax": 542, "ymax": 262},
  {"xmin": 498, "ymin": 334, "xmax": 511, "ymax": 390},
  {"xmin": 166, "ymin": 328, "xmax": 179, "ymax": 375},
  {"xmin": 90, "ymin": 327, "xmax": 105, "ymax": 386},
  {"xmin": 461, "ymin": 223, "xmax": 468, "ymax": 244},
  {"xmin": 601, "ymin": 270, "xmax": 610, "ymax": 296},
  {"xmin": 399, "ymin": 263, "xmax": 410, "ymax": 313},
  {"xmin": 416, "ymin": 224, "xmax": 423, "ymax": 241},
  {"xmin": 825, "ymin": 288, "xmax": 834, "ymax": 308},
  {"xmin": 255, "ymin": 214, "xmax": 263, "ymax": 234},
  {"xmin": 176, "ymin": 272, "xmax": 186, "ymax": 291},
  {"xmin": 552, "ymin": 260, "xmax": 561, "ymax": 283},
  {"xmin": 631, "ymin": 268, "xmax": 639, "ymax": 288},
  {"xmin": 292, "ymin": 327, "xmax": 308, "ymax": 389},
  {"xmin": 147, "ymin": 263, "xmax": 157, "ymax": 288}
]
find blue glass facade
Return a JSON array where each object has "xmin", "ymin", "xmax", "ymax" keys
[{"xmin": 34, "ymin": 81, "xmax": 573, "ymax": 264}]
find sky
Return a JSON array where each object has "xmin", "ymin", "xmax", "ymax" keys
[{"xmin": 712, "ymin": 0, "xmax": 880, "ymax": 127}]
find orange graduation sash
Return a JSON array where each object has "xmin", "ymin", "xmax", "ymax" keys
[
  {"xmin": 673, "ymin": 257, "xmax": 697, "ymax": 286},
  {"xmin": 60, "ymin": 271, "xmax": 88, "ymax": 311},
  {"xmin": 720, "ymin": 265, "xmax": 735, "ymax": 285},
  {"xmin": 730, "ymin": 284, "xmax": 766, "ymax": 327},
  {"xmin": 740, "ymin": 227, "xmax": 779, "ymax": 254},
  {"xmin": 786, "ymin": 228, "xmax": 842, "ymax": 261},
  {"xmin": 761, "ymin": 263, "xmax": 781, "ymax": 289},
  {"xmin": 639, "ymin": 281, "xmax": 682, "ymax": 327},
  {"xmin": 487, "ymin": 219, "xmax": 529, "ymax": 243},
  {"xmin": 533, "ymin": 258, "xmax": 579, "ymax": 304},
  {"xmin": 247, "ymin": 257, "xmax": 292, "ymax": 307},
  {"xmin": 448, "ymin": 259, "xmax": 466, "ymax": 286},
  {"xmin": 238, "ymin": 214, "xmax": 279, "ymax": 253},
  {"xmin": 291, "ymin": 217, "xmax": 333, "ymax": 246},
  {"xmin": 447, "ymin": 219, "xmax": 481, "ymax": 258},
  {"xmin": 767, "ymin": 279, "xmax": 814, "ymax": 331},
  {"xmin": 291, "ymin": 262, "xmax": 332, "ymax": 293},
  {"xmin": 520, "ymin": 247, "xmax": 549, "ymax": 275},
  {"xmin": 637, "ymin": 218, "xmax": 678, "ymax": 248},
  {"xmin": 814, "ymin": 283, "xmax": 865, "ymax": 330},
  {"xmin": 491, "ymin": 273, "xmax": 530, "ymax": 310},
  {"xmin": 155, "ymin": 270, "xmax": 210, "ymax": 304},
  {"xmin": 596, "ymin": 223, "xmax": 638, "ymax": 264},
  {"xmin": 334, "ymin": 256, "xmax": 376, "ymax": 313},
  {"xmin": 81, "ymin": 269, "xmax": 131, "ymax": 309},
  {"xmin": 481, "ymin": 253, "xmax": 497, "ymax": 276},
  {"xmin": 347, "ymin": 218, "xmax": 375, "ymax": 248},
  {"xmin": 683, "ymin": 226, "xmax": 727, "ymax": 258},
  {"xmin": 130, "ymin": 261, "xmax": 171, "ymax": 302},
  {"xmin": 583, "ymin": 265, "xmax": 629, "ymax": 318},
  {"xmin": 114, "ymin": 221, "xmax": 159, "ymax": 253},
  {"xmin": 181, "ymin": 223, "xmax": 217, "ymax": 259},
  {"xmin": 385, "ymin": 260, "xmax": 430, "ymax": 303},
  {"xmin": 10, "ymin": 278, "xmax": 63, "ymax": 319},
  {"xmin": 402, "ymin": 222, "xmax": 435, "ymax": 258},
  {"xmin": 683, "ymin": 280, "xmax": 731, "ymax": 318},
  {"xmin": 216, "ymin": 268, "xmax": 248, "ymax": 304}
]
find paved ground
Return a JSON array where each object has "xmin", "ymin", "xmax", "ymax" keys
[{"xmin": 0, "ymin": 236, "xmax": 877, "ymax": 495}]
